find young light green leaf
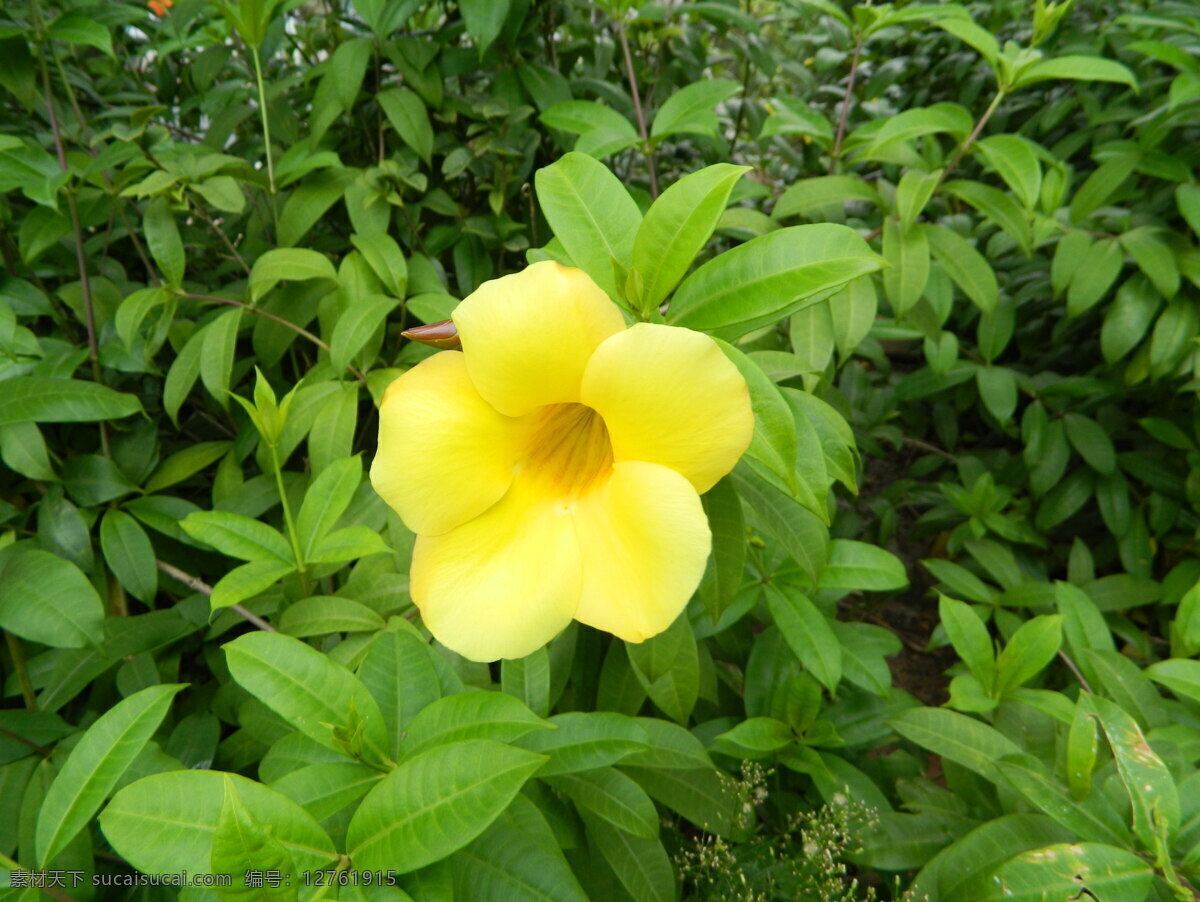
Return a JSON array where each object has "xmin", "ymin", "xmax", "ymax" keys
[
  {"xmin": 668, "ymin": 224, "xmax": 883, "ymax": 339},
  {"xmin": 632, "ymin": 163, "xmax": 749, "ymax": 310},
  {"xmin": 939, "ymin": 595, "xmax": 996, "ymax": 692},
  {"xmin": 535, "ymin": 152, "xmax": 641, "ymax": 303},
  {"xmin": 882, "ymin": 218, "xmax": 930, "ymax": 316},
  {"xmin": 994, "ymin": 615, "xmax": 1063, "ymax": 695},
  {"xmin": 650, "ymin": 80, "xmax": 740, "ymax": 140}
]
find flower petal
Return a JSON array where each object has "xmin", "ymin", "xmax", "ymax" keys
[
  {"xmin": 571, "ymin": 461, "xmax": 710, "ymax": 643},
  {"xmin": 452, "ymin": 261, "xmax": 626, "ymax": 417},
  {"xmin": 411, "ymin": 481, "xmax": 582, "ymax": 662},
  {"xmin": 370, "ymin": 351, "xmax": 519, "ymax": 537},
  {"xmin": 581, "ymin": 323, "xmax": 754, "ymax": 493}
]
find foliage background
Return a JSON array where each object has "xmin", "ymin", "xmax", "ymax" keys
[{"xmin": 2, "ymin": 0, "xmax": 1200, "ymax": 899}]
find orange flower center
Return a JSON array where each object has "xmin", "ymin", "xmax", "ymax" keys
[{"xmin": 521, "ymin": 403, "xmax": 613, "ymax": 499}]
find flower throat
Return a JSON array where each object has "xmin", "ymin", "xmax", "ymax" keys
[{"xmin": 522, "ymin": 403, "xmax": 613, "ymax": 498}]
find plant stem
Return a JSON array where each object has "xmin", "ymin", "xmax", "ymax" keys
[
  {"xmin": 155, "ymin": 560, "xmax": 278, "ymax": 631},
  {"xmin": 187, "ymin": 293, "xmax": 367, "ymax": 382},
  {"xmin": 250, "ymin": 46, "xmax": 279, "ymax": 232},
  {"xmin": 270, "ymin": 444, "xmax": 309, "ymax": 594},
  {"xmin": 616, "ymin": 19, "xmax": 659, "ymax": 198},
  {"xmin": 938, "ymin": 89, "xmax": 1006, "ymax": 188},
  {"xmin": 832, "ymin": 36, "xmax": 864, "ymax": 166},
  {"xmin": 6, "ymin": 632, "xmax": 37, "ymax": 709}
]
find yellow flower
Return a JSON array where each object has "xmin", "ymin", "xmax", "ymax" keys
[{"xmin": 370, "ymin": 261, "xmax": 754, "ymax": 662}]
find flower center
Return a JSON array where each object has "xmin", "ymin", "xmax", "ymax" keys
[{"xmin": 521, "ymin": 402, "xmax": 614, "ymax": 499}]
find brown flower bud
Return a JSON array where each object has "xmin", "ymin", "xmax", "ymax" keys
[{"xmin": 401, "ymin": 319, "xmax": 461, "ymax": 350}]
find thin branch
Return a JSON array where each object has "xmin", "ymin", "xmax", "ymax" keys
[
  {"xmin": 156, "ymin": 560, "xmax": 278, "ymax": 632},
  {"xmin": 616, "ymin": 19, "xmax": 659, "ymax": 198},
  {"xmin": 186, "ymin": 293, "xmax": 367, "ymax": 383},
  {"xmin": 938, "ymin": 90, "xmax": 1006, "ymax": 189},
  {"xmin": 0, "ymin": 724, "xmax": 51, "ymax": 757},
  {"xmin": 832, "ymin": 37, "xmax": 864, "ymax": 165},
  {"xmin": 1058, "ymin": 650, "xmax": 1094, "ymax": 694},
  {"xmin": 5, "ymin": 632, "xmax": 37, "ymax": 710}
]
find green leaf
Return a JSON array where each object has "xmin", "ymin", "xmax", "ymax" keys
[
  {"xmin": 939, "ymin": 595, "xmax": 996, "ymax": 691},
  {"xmin": 994, "ymin": 615, "xmax": 1062, "ymax": 695},
  {"xmin": 895, "ymin": 169, "xmax": 941, "ymax": 230},
  {"xmin": 650, "ymin": 79, "xmax": 740, "ymax": 140},
  {"xmin": 351, "ymin": 231, "xmax": 408, "ymax": 298},
  {"xmin": 144, "ymin": 441, "xmax": 232, "ymax": 494},
  {"xmin": 1088, "ymin": 693, "xmax": 1180, "ymax": 849},
  {"xmin": 976, "ymin": 842, "xmax": 1152, "ymax": 902},
  {"xmin": 1015, "ymin": 56, "xmax": 1138, "ymax": 90},
  {"xmin": 278, "ymin": 596, "xmax": 386, "ymax": 637},
  {"xmin": 632, "ymin": 163, "xmax": 749, "ymax": 310},
  {"xmin": 296, "ymin": 456, "xmax": 361, "ymax": 562},
  {"xmin": 710, "ymin": 716, "xmax": 794, "ymax": 757},
  {"xmin": 358, "ymin": 628, "xmax": 442, "ymax": 761},
  {"xmin": 773, "ymin": 175, "xmax": 881, "ymax": 220},
  {"xmin": 458, "ymin": 0, "xmax": 509, "ymax": 54},
  {"xmin": 881, "ymin": 218, "xmax": 930, "ymax": 316},
  {"xmin": 818, "ymin": 540, "xmax": 908, "ymax": 591},
  {"xmin": 890, "ymin": 706, "xmax": 1021, "ymax": 782},
  {"xmin": 942, "ymin": 180, "xmax": 1031, "ymax": 255},
  {"xmin": 501, "ymin": 647, "xmax": 551, "ymax": 718},
  {"xmin": 925, "ymin": 224, "xmax": 998, "ymax": 315},
  {"xmin": 976, "ymin": 366, "xmax": 1017, "ymax": 425},
  {"xmin": 1120, "ymin": 226, "xmax": 1179, "ymax": 299},
  {"xmin": 200, "ymin": 306, "xmax": 242, "ymax": 407},
  {"xmin": 513, "ymin": 712, "xmax": 649, "ymax": 777},
  {"xmin": 541, "ymin": 101, "xmax": 637, "ymax": 142},
  {"xmin": 974, "ymin": 135, "xmax": 1042, "ymax": 209},
  {"xmin": 330, "ymin": 293, "xmax": 397, "ymax": 373},
  {"xmin": 668, "ymin": 224, "xmax": 883, "ymax": 340},
  {"xmin": 1176, "ymin": 183, "xmax": 1200, "ymax": 236},
  {"xmin": 547, "ymin": 767, "xmax": 658, "ymax": 838},
  {"xmin": 580, "ymin": 811, "xmax": 675, "ymax": 902},
  {"xmin": 144, "ymin": 197, "xmax": 185, "ymax": 287},
  {"xmin": 249, "ymin": 248, "xmax": 338, "ymax": 303},
  {"xmin": 697, "ymin": 475, "xmax": 747, "ymax": 624},
  {"xmin": 1066, "ymin": 238, "xmax": 1124, "ymax": 318},
  {"xmin": 100, "ymin": 770, "xmax": 336, "ymax": 876},
  {"xmin": 1069, "ymin": 152, "xmax": 1139, "ymax": 224},
  {"xmin": 0, "ymin": 548, "xmax": 104, "ymax": 648},
  {"xmin": 37, "ymin": 684, "xmax": 184, "ymax": 867},
  {"xmin": 48, "ymin": 11, "xmax": 114, "ymax": 57},
  {"xmin": 181, "ymin": 510, "xmax": 292, "ymax": 563},
  {"xmin": 998, "ymin": 759, "xmax": 1136, "ymax": 848},
  {"xmin": 1064, "ymin": 413, "xmax": 1116, "ymax": 474},
  {"xmin": 347, "ymin": 739, "xmax": 545, "ymax": 873},
  {"xmin": 399, "ymin": 691, "xmax": 551, "ymax": 758},
  {"xmin": 210, "ymin": 559, "xmax": 296, "ymax": 610},
  {"xmin": 626, "ymin": 614, "xmax": 699, "ymax": 725},
  {"xmin": 451, "ymin": 794, "xmax": 588, "ymax": 902},
  {"xmin": 278, "ymin": 169, "xmax": 351, "ymax": 247},
  {"xmin": 211, "ymin": 775, "xmax": 299, "ymax": 900},
  {"xmin": 100, "ymin": 510, "xmax": 157, "ymax": 604},
  {"xmin": 1146, "ymin": 658, "xmax": 1200, "ymax": 706},
  {"xmin": 1067, "ymin": 697, "xmax": 1099, "ymax": 801},
  {"xmin": 733, "ymin": 462, "xmax": 829, "ymax": 582},
  {"xmin": 0, "ymin": 377, "xmax": 141, "ymax": 426},
  {"xmin": 864, "ymin": 103, "xmax": 973, "ymax": 157},
  {"xmin": 765, "ymin": 584, "xmax": 840, "ymax": 692},
  {"xmin": 307, "ymin": 525, "xmax": 391, "ymax": 563},
  {"xmin": 224, "ymin": 632, "xmax": 390, "ymax": 762},
  {"xmin": 1101, "ymin": 276, "xmax": 1161, "ymax": 363},
  {"xmin": 192, "ymin": 175, "xmax": 246, "ymax": 214},
  {"xmin": 535, "ymin": 152, "xmax": 641, "ymax": 303},
  {"xmin": 163, "ymin": 325, "xmax": 205, "ymax": 425},
  {"xmin": 378, "ymin": 87, "xmax": 434, "ymax": 164}
]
